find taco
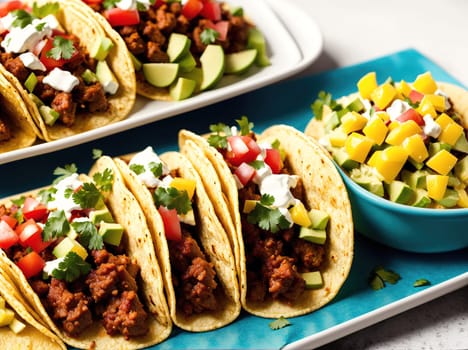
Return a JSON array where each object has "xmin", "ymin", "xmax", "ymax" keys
[
  {"xmin": 179, "ymin": 119, "xmax": 354, "ymax": 318},
  {"xmin": 77, "ymin": 0, "xmax": 269, "ymax": 100},
  {"xmin": 0, "ymin": 265, "xmax": 66, "ymax": 349},
  {"xmin": 92, "ymin": 148, "xmax": 240, "ymax": 331},
  {"xmin": 0, "ymin": 164, "xmax": 172, "ymax": 349},
  {"xmin": 0, "ymin": 0, "xmax": 136, "ymax": 141},
  {"xmin": 0, "ymin": 70, "xmax": 38, "ymax": 153}
]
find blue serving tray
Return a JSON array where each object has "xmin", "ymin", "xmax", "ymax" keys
[{"xmin": 1, "ymin": 49, "xmax": 467, "ymax": 350}]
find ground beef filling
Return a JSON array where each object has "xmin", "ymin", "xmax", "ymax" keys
[
  {"xmin": 0, "ymin": 33, "xmax": 109, "ymax": 127},
  {"xmin": 239, "ymin": 166, "xmax": 326, "ymax": 304}
]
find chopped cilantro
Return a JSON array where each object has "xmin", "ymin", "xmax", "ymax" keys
[
  {"xmin": 129, "ymin": 163, "xmax": 145, "ymax": 175},
  {"xmin": 413, "ymin": 278, "xmax": 431, "ymax": 287},
  {"xmin": 249, "ymin": 160, "xmax": 265, "ymax": 169},
  {"xmin": 237, "ymin": 116, "xmax": 253, "ymax": 135},
  {"xmin": 369, "ymin": 265, "xmax": 401, "ymax": 290},
  {"xmin": 32, "ymin": 2, "xmax": 59, "ymax": 18},
  {"xmin": 153, "ymin": 187, "xmax": 192, "ymax": 215},
  {"xmin": 46, "ymin": 36, "xmax": 76, "ymax": 61},
  {"xmin": 11, "ymin": 9, "xmax": 33, "ymax": 28},
  {"xmin": 260, "ymin": 193, "xmax": 274, "ymax": 206},
  {"xmin": 247, "ymin": 194, "xmax": 290, "ymax": 233},
  {"xmin": 93, "ymin": 168, "xmax": 113, "ymax": 192},
  {"xmin": 92, "ymin": 148, "xmax": 103, "ymax": 159},
  {"xmin": 310, "ymin": 91, "xmax": 342, "ymax": 120},
  {"xmin": 72, "ymin": 220, "xmax": 103, "ymax": 250},
  {"xmin": 103, "ymin": 0, "xmax": 120, "ymax": 9},
  {"xmin": 38, "ymin": 187, "xmax": 57, "ymax": 204},
  {"xmin": 208, "ymin": 123, "xmax": 231, "ymax": 149},
  {"xmin": 200, "ymin": 28, "xmax": 219, "ymax": 45},
  {"xmin": 42, "ymin": 210, "xmax": 70, "ymax": 242},
  {"xmin": 73, "ymin": 182, "xmax": 103, "ymax": 209},
  {"xmin": 404, "ymin": 97, "xmax": 420, "ymax": 109},
  {"xmin": 52, "ymin": 252, "xmax": 91, "ymax": 283},
  {"xmin": 271, "ymin": 139, "xmax": 281, "ymax": 150},
  {"xmin": 269, "ymin": 316, "xmax": 290, "ymax": 330},
  {"xmin": 53, "ymin": 164, "xmax": 78, "ymax": 184},
  {"xmin": 149, "ymin": 161, "xmax": 163, "ymax": 178}
]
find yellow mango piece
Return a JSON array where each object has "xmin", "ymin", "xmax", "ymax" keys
[
  {"xmin": 425, "ymin": 94, "xmax": 446, "ymax": 112},
  {"xmin": 328, "ymin": 127, "xmax": 348, "ymax": 147},
  {"xmin": 375, "ymin": 111, "xmax": 391, "ymax": 124},
  {"xmin": 0, "ymin": 308, "xmax": 15, "ymax": 327},
  {"xmin": 413, "ymin": 72, "xmax": 438, "ymax": 94},
  {"xmin": 370, "ymin": 82, "xmax": 397, "ymax": 110},
  {"xmin": 367, "ymin": 150, "xmax": 382, "ymax": 168},
  {"xmin": 426, "ymin": 174, "xmax": 448, "ymax": 200},
  {"xmin": 456, "ymin": 188, "xmax": 468, "ymax": 208},
  {"xmin": 243, "ymin": 199, "xmax": 257, "ymax": 213},
  {"xmin": 426, "ymin": 149, "xmax": 458, "ymax": 175},
  {"xmin": 289, "ymin": 201, "xmax": 312, "ymax": 227},
  {"xmin": 373, "ymin": 146, "xmax": 408, "ymax": 182},
  {"xmin": 439, "ymin": 122, "xmax": 464, "ymax": 146},
  {"xmin": 387, "ymin": 120, "xmax": 399, "ymax": 131},
  {"xmin": 417, "ymin": 96, "xmax": 437, "ymax": 118},
  {"xmin": 363, "ymin": 116, "xmax": 388, "ymax": 145},
  {"xmin": 170, "ymin": 177, "xmax": 196, "ymax": 199},
  {"xmin": 435, "ymin": 113, "xmax": 454, "ymax": 130},
  {"xmin": 386, "ymin": 120, "xmax": 422, "ymax": 145},
  {"xmin": 341, "ymin": 111, "xmax": 368, "ymax": 134},
  {"xmin": 402, "ymin": 134, "xmax": 429, "ymax": 163},
  {"xmin": 345, "ymin": 133, "xmax": 374, "ymax": 163},
  {"xmin": 396, "ymin": 80, "xmax": 412, "ymax": 97},
  {"xmin": 357, "ymin": 72, "xmax": 378, "ymax": 99}
]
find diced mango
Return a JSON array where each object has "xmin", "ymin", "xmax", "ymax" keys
[
  {"xmin": 426, "ymin": 174, "xmax": 448, "ymax": 200},
  {"xmin": 345, "ymin": 133, "xmax": 374, "ymax": 163},
  {"xmin": 435, "ymin": 113, "xmax": 455, "ymax": 130},
  {"xmin": 413, "ymin": 72, "xmax": 438, "ymax": 94},
  {"xmin": 402, "ymin": 134, "xmax": 429, "ymax": 163},
  {"xmin": 375, "ymin": 111, "xmax": 391, "ymax": 124},
  {"xmin": 0, "ymin": 308, "xmax": 15, "ymax": 327},
  {"xmin": 341, "ymin": 111, "xmax": 368, "ymax": 134},
  {"xmin": 387, "ymin": 120, "xmax": 399, "ymax": 131},
  {"xmin": 328, "ymin": 127, "xmax": 348, "ymax": 147},
  {"xmin": 363, "ymin": 116, "xmax": 388, "ymax": 145},
  {"xmin": 243, "ymin": 200, "xmax": 257, "ymax": 213},
  {"xmin": 170, "ymin": 177, "xmax": 196, "ymax": 199},
  {"xmin": 456, "ymin": 188, "xmax": 468, "ymax": 208},
  {"xmin": 289, "ymin": 201, "xmax": 312, "ymax": 227},
  {"xmin": 357, "ymin": 72, "xmax": 378, "ymax": 99},
  {"xmin": 396, "ymin": 80, "xmax": 412, "ymax": 97},
  {"xmin": 425, "ymin": 94, "xmax": 446, "ymax": 112},
  {"xmin": 370, "ymin": 82, "xmax": 397, "ymax": 110},
  {"xmin": 426, "ymin": 149, "xmax": 458, "ymax": 175},
  {"xmin": 386, "ymin": 120, "xmax": 422, "ymax": 145},
  {"xmin": 417, "ymin": 96, "xmax": 437, "ymax": 118},
  {"xmin": 439, "ymin": 122, "xmax": 464, "ymax": 146},
  {"xmin": 371, "ymin": 146, "xmax": 408, "ymax": 182}
]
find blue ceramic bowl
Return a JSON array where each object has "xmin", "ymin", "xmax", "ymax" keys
[{"xmin": 337, "ymin": 167, "xmax": 468, "ymax": 253}]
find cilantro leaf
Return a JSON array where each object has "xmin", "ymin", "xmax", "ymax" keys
[
  {"xmin": 200, "ymin": 28, "xmax": 219, "ymax": 45},
  {"xmin": 32, "ymin": 2, "xmax": 59, "ymax": 18},
  {"xmin": 72, "ymin": 221, "xmax": 103, "ymax": 250},
  {"xmin": 103, "ymin": 0, "xmax": 120, "ymax": 9},
  {"xmin": 129, "ymin": 163, "xmax": 145, "ymax": 175},
  {"xmin": 247, "ymin": 196, "xmax": 290, "ymax": 233},
  {"xmin": 46, "ymin": 36, "xmax": 76, "ymax": 60},
  {"xmin": 38, "ymin": 187, "xmax": 57, "ymax": 204},
  {"xmin": 73, "ymin": 182, "xmax": 103, "ymax": 209},
  {"xmin": 260, "ymin": 193, "xmax": 274, "ymax": 206},
  {"xmin": 249, "ymin": 160, "xmax": 265, "ymax": 170},
  {"xmin": 153, "ymin": 187, "xmax": 192, "ymax": 215},
  {"xmin": 11, "ymin": 9, "xmax": 33, "ymax": 28},
  {"xmin": 269, "ymin": 316, "xmax": 290, "ymax": 330},
  {"xmin": 413, "ymin": 279, "xmax": 431, "ymax": 287},
  {"xmin": 369, "ymin": 265, "xmax": 401, "ymax": 290},
  {"xmin": 92, "ymin": 148, "xmax": 103, "ymax": 159},
  {"xmin": 53, "ymin": 164, "xmax": 78, "ymax": 184},
  {"xmin": 310, "ymin": 91, "xmax": 342, "ymax": 120},
  {"xmin": 207, "ymin": 123, "xmax": 231, "ymax": 149},
  {"xmin": 369, "ymin": 274, "xmax": 385, "ymax": 291},
  {"xmin": 52, "ymin": 252, "xmax": 91, "ymax": 283},
  {"xmin": 149, "ymin": 161, "xmax": 163, "ymax": 178},
  {"xmin": 236, "ymin": 116, "xmax": 253, "ymax": 135},
  {"xmin": 42, "ymin": 210, "xmax": 70, "ymax": 241},
  {"xmin": 93, "ymin": 169, "xmax": 113, "ymax": 192}
]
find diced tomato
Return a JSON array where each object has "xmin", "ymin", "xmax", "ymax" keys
[
  {"xmin": 82, "ymin": 0, "xmax": 103, "ymax": 4},
  {"xmin": 225, "ymin": 135, "xmax": 262, "ymax": 167},
  {"xmin": 205, "ymin": 20, "xmax": 229, "ymax": 41},
  {"xmin": 158, "ymin": 207, "xmax": 181, "ymax": 241},
  {"xmin": 104, "ymin": 8, "xmax": 140, "ymax": 27},
  {"xmin": 39, "ymin": 37, "xmax": 79, "ymax": 71},
  {"xmin": 23, "ymin": 197, "xmax": 48, "ymax": 221},
  {"xmin": 182, "ymin": 0, "xmax": 203, "ymax": 20},
  {"xmin": 200, "ymin": 1, "xmax": 221, "ymax": 21},
  {"xmin": 408, "ymin": 90, "xmax": 424, "ymax": 104},
  {"xmin": 16, "ymin": 251, "xmax": 45, "ymax": 279},
  {"xmin": 235, "ymin": 162, "xmax": 256, "ymax": 186},
  {"xmin": 1, "ymin": 215, "xmax": 17, "ymax": 229},
  {"xmin": 264, "ymin": 148, "xmax": 283, "ymax": 174},
  {"xmin": 0, "ymin": 220, "xmax": 18, "ymax": 250},
  {"xmin": 16, "ymin": 219, "xmax": 50, "ymax": 253},
  {"xmin": 396, "ymin": 108, "xmax": 425, "ymax": 126},
  {"xmin": 0, "ymin": 1, "xmax": 26, "ymax": 18},
  {"xmin": 153, "ymin": 0, "xmax": 165, "ymax": 7}
]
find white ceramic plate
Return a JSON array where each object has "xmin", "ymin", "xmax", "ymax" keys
[{"xmin": 0, "ymin": 0, "xmax": 323, "ymax": 165}]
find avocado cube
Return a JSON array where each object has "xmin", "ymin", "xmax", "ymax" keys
[
  {"xmin": 324, "ymin": 111, "xmax": 340, "ymax": 132},
  {"xmin": 52, "ymin": 237, "xmax": 88, "ymax": 261},
  {"xmin": 307, "ymin": 209, "xmax": 330, "ymax": 230},
  {"xmin": 436, "ymin": 188, "xmax": 459, "ymax": 208},
  {"xmin": 385, "ymin": 180, "xmax": 415, "ymax": 204},
  {"xmin": 454, "ymin": 155, "xmax": 468, "ymax": 184},
  {"xmin": 345, "ymin": 97, "xmax": 365, "ymax": 113},
  {"xmin": 301, "ymin": 271, "xmax": 323, "ymax": 289},
  {"xmin": 99, "ymin": 222, "xmax": 124, "ymax": 246},
  {"xmin": 332, "ymin": 148, "xmax": 359, "ymax": 171},
  {"xmin": 411, "ymin": 188, "xmax": 431, "ymax": 208},
  {"xmin": 90, "ymin": 208, "xmax": 114, "ymax": 224},
  {"xmin": 299, "ymin": 226, "xmax": 326, "ymax": 245},
  {"xmin": 401, "ymin": 169, "xmax": 429, "ymax": 189},
  {"xmin": 453, "ymin": 132, "xmax": 468, "ymax": 153}
]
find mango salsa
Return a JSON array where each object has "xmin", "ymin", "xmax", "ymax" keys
[
  {"xmin": 426, "ymin": 174, "xmax": 448, "ymax": 200},
  {"xmin": 385, "ymin": 120, "xmax": 422, "ymax": 146},
  {"xmin": 363, "ymin": 116, "xmax": 388, "ymax": 145},
  {"xmin": 412, "ymin": 72, "xmax": 438, "ymax": 94},
  {"xmin": 426, "ymin": 149, "xmax": 458, "ymax": 175},
  {"xmin": 357, "ymin": 72, "xmax": 377, "ymax": 99},
  {"xmin": 289, "ymin": 201, "xmax": 312, "ymax": 227},
  {"xmin": 170, "ymin": 177, "xmax": 196, "ymax": 199},
  {"xmin": 370, "ymin": 82, "xmax": 397, "ymax": 110},
  {"xmin": 345, "ymin": 133, "xmax": 374, "ymax": 163}
]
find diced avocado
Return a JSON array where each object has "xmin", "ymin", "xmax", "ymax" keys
[
  {"xmin": 177, "ymin": 51, "xmax": 196, "ymax": 72},
  {"xmin": 301, "ymin": 271, "xmax": 323, "ymax": 289},
  {"xmin": 67, "ymin": 226, "xmax": 78, "ymax": 240},
  {"xmin": 52, "ymin": 237, "xmax": 88, "ymax": 261},
  {"xmin": 324, "ymin": 111, "xmax": 340, "ymax": 132},
  {"xmin": 224, "ymin": 49, "xmax": 258, "ymax": 75},
  {"xmin": 401, "ymin": 169, "xmax": 429, "ymax": 189},
  {"xmin": 96, "ymin": 60, "xmax": 119, "ymax": 94},
  {"xmin": 90, "ymin": 37, "xmax": 114, "ymax": 61},
  {"xmin": 448, "ymin": 172, "xmax": 462, "ymax": 188},
  {"xmin": 81, "ymin": 69, "xmax": 98, "ymax": 84},
  {"xmin": 200, "ymin": 45, "xmax": 225, "ymax": 91},
  {"xmin": 453, "ymin": 132, "xmax": 468, "ymax": 153},
  {"xmin": 411, "ymin": 188, "xmax": 431, "ymax": 208},
  {"xmin": 350, "ymin": 166, "xmax": 384, "ymax": 197},
  {"xmin": 299, "ymin": 226, "xmax": 326, "ymax": 245},
  {"xmin": 39, "ymin": 105, "xmax": 60, "ymax": 126},
  {"xmin": 179, "ymin": 67, "xmax": 202, "ymax": 92},
  {"xmin": 0, "ymin": 308, "xmax": 15, "ymax": 327},
  {"xmin": 24, "ymin": 72, "xmax": 37, "ymax": 93},
  {"xmin": 94, "ymin": 197, "xmax": 107, "ymax": 210},
  {"xmin": 8, "ymin": 317, "xmax": 26, "ymax": 334},
  {"xmin": 169, "ymin": 77, "xmax": 196, "ymax": 101},
  {"xmin": 247, "ymin": 28, "xmax": 270, "ymax": 67},
  {"xmin": 436, "ymin": 188, "xmax": 459, "ymax": 208},
  {"xmin": 129, "ymin": 52, "xmax": 142, "ymax": 71},
  {"xmin": 167, "ymin": 33, "xmax": 191, "ymax": 63},
  {"xmin": 455, "ymin": 155, "xmax": 468, "ymax": 184},
  {"xmin": 345, "ymin": 97, "xmax": 365, "ymax": 112},
  {"xmin": 143, "ymin": 63, "xmax": 179, "ymax": 88},
  {"xmin": 332, "ymin": 148, "xmax": 359, "ymax": 171},
  {"xmin": 385, "ymin": 180, "xmax": 415, "ymax": 204},
  {"xmin": 98, "ymin": 222, "xmax": 124, "ymax": 246},
  {"xmin": 408, "ymin": 158, "xmax": 425, "ymax": 170},
  {"xmin": 307, "ymin": 209, "xmax": 330, "ymax": 230},
  {"xmin": 428, "ymin": 142, "xmax": 451, "ymax": 157},
  {"xmin": 90, "ymin": 208, "xmax": 114, "ymax": 224},
  {"xmin": 28, "ymin": 93, "xmax": 44, "ymax": 107}
]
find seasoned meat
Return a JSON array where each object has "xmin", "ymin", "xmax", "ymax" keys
[
  {"xmin": 35, "ymin": 76, "xmax": 57, "ymax": 102},
  {"xmin": 77, "ymin": 82, "xmax": 108, "ymax": 113},
  {"xmin": 30, "ymin": 279, "xmax": 49, "ymax": 297},
  {"xmin": 146, "ymin": 41, "xmax": 169, "ymax": 63},
  {"xmin": 292, "ymin": 239, "xmax": 325, "ymax": 270},
  {"xmin": 264, "ymin": 255, "xmax": 305, "ymax": 301},
  {"xmin": 142, "ymin": 21, "xmax": 167, "ymax": 45},
  {"xmin": 86, "ymin": 263, "xmax": 119, "ymax": 303},
  {"xmin": 51, "ymin": 92, "xmax": 77, "ymax": 126},
  {"xmin": 2, "ymin": 56, "xmax": 29, "ymax": 83}
]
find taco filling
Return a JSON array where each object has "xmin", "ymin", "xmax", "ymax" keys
[
  {"xmin": 124, "ymin": 146, "xmax": 221, "ymax": 315},
  {"xmin": 0, "ymin": 168, "xmax": 150, "ymax": 339},
  {"xmin": 207, "ymin": 118, "xmax": 330, "ymax": 303},
  {"xmin": 0, "ymin": 1, "xmax": 118, "ymax": 129}
]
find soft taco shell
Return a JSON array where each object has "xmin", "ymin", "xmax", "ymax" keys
[
  {"xmin": 0, "ymin": 71, "xmax": 38, "ymax": 152},
  {"xmin": 0, "ymin": 171, "xmax": 172, "ymax": 349},
  {"xmin": 179, "ymin": 125, "xmax": 354, "ymax": 318},
  {"xmin": 0, "ymin": 0, "xmax": 136, "ymax": 141},
  {"xmin": 112, "ymin": 151, "xmax": 240, "ymax": 331}
]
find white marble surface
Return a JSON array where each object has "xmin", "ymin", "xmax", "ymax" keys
[{"xmin": 286, "ymin": 0, "xmax": 468, "ymax": 349}]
